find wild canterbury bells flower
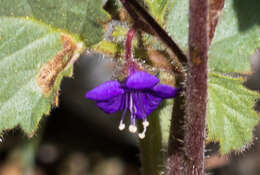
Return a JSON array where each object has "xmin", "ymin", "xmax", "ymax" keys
[
  {"xmin": 85, "ymin": 71, "xmax": 179, "ymax": 138},
  {"xmin": 85, "ymin": 27, "xmax": 180, "ymax": 138}
]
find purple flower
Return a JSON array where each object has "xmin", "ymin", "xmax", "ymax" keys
[{"xmin": 86, "ymin": 71, "xmax": 179, "ymax": 139}]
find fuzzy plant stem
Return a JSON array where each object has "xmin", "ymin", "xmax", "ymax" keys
[
  {"xmin": 167, "ymin": 74, "xmax": 186, "ymax": 175},
  {"xmin": 168, "ymin": 0, "xmax": 209, "ymax": 174},
  {"xmin": 125, "ymin": 27, "xmax": 135, "ymax": 61},
  {"xmin": 168, "ymin": 0, "xmax": 209, "ymax": 175},
  {"xmin": 184, "ymin": 0, "xmax": 208, "ymax": 174},
  {"xmin": 125, "ymin": 27, "xmax": 137, "ymax": 74}
]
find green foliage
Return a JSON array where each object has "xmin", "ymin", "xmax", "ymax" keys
[
  {"xmin": 138, "ymin": 71, "xmax": 175, "ymax": 175},
  {"xmin": 92, "ymin": 40, "xmax": 123, "ymax": 57},
  {"xmin": 0, "ymin": 0, "xmax": 110, "ymax": 45},
  {"xmin": 0, "ymin": 0, "xmax": 110, "ymax": 136},
  {"xmin": 166, "ymin": 0, "xmax": 189, "ymax": 50},
  {"xmin": 138, "ymin": 99, "xmax": 173, "ymax": 175},
  {"xmin": 158, "ymin": 100, "xmax": 173, "ymax": 145},
  {"xmin": 138, "ymin": 106, "xmax": 164, "ymax": 175},
  {"xmin": 207, "ymin": 73, "xmax": 259, "ymax": 154},
  {"xmin": 166, "ymin": 0, "xmax": 260, "ymax": 153},
  {"xmin": 209, "ymin": 0, "xmax": 260, "ymax": 73},
  {"xmin": 144, "ymin": 0, "xmax": 169, "ymax": 24},
  {"xmin": 0, "ymin": 17, "xmax": 84, "ymax": 135},
  {"xmin": 167, "ymin": 0, "xmax": 260, "ymax": 74},
  {"xmin": 1, "ymin": 0, "xmax": 259, "ymax": 157}
]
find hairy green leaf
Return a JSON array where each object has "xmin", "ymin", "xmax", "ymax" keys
[
  {"xmin": 0, "ymin": 17, "xmax": 84, "ymax": 135},
  {"xmin": 144, "ymin": 0, "xmax": 169, "ymax": 24},
  {"xmin": 207, "ymin": 73, "xmax": 259, "ymax": 154},
  {"xmin": 167, "ymin": 0, "xmax": 260, "ymax": 73},
  {"xmin": 0, "ymin": 0, "xmax": 110, "ymax": 45},
  {"xmin": 166, "ymin": 0, "xmax": 260, "ymax": 153},
  {"xmin": 159, "ymin": 99, "xmax": 173, "ymax": 145},
  {"xmin": 166, "ymin": 0, "xmax": 188, "ymax": 51},
  {"xmin": 209, "ymin": 0, "xmax": 260, "ymax": 73}
]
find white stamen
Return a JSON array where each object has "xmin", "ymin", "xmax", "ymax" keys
[
  {"xmin": 129, "ymin": 125, "xmax": 137, "ymax": 133},
  {"xmin": 118, "ymin": 123, "xmax": 125, "ymax": 130},
  {"xmin": 118, "ymin": 94, "xmax": 128, "ymax": 131},
  {"xmin": 129, "ymin": 94, "xmax": 134, "ymax": 115},
  {"xmin": 138, "ymin": 120, "xmax": 149, "ymax": 139},
  {"xmin": 138, "ymin": 127, "xmax": 147, "ymax": 139},
  {"xmin": 139, "ymin": 132, "xmax": 145, "ymax": 139},
  {"xmin": 143, "ymin": 120, "xmax": 149, "ymax": 127}
]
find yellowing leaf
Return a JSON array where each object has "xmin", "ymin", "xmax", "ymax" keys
[{"xmin": 0, "ymin": 17, "xmax": 84, "ymax": 135}]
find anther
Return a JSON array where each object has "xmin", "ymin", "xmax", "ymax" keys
[
  {"xmin": 118, "ymin": 123, "xmax": 125, "ymax": 130},
  {"xmin": 138, "ymin": 133, "xmax": 145, "ymax": 139},
  {"xmin": 129, "ymin": 125, "xmax": 137, "ymax": 133},
  {"xmin": 138, "ymin": 120, "xmax": 149, "ymax": 139},
  {"xmin": 143, "ymin": 120, "xmax": 149, "ymax": 127}
]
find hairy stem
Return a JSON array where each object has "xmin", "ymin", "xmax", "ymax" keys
[
  {"xmin": 184, "ymin": 0, "xmax": 209, "ymax": 174},
  {"xmin": 125, "ymin": 27, "xmax": 137, "ymax": 74},
  {"xmin": 125, "ymin": 27, "xmax": 135, "ymax": 61},
  {"xmin": 168, "ymin": 0, "xmax": 209, "ymax": 175},
  {"xmin": 167, "ymin": 74, "xmax": 186, "ymax": 175}
]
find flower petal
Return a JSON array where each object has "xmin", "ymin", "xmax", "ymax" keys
[
  {"xmin": 126, "ymin": 71, "xmax": 159, "ymax": 89},
  {"xmin": 86, "ymin": 80, "xmax": 124, "ymax": 101},
  {"xmin": 152, "ymin": 84, "xmax": 180, "ymax": 98},
  {"xmin": 132, "ymin": 92, "xmax": 162, "ymax": 119},
  {"xmin": 96, "ymin": 95, "xmax": 125, "ymax": 114}
]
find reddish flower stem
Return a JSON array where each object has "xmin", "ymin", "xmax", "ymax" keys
[
  {"xmin": 120, "ymin": 0, "xmax": 187, "ymax": 73},
  {"xmin": 125, "ymin": 27, "xmax": 136, "ymax": 74},
  {"xmin": 125, "ymin": 27, "xmax": 135, "ymax": 61}
]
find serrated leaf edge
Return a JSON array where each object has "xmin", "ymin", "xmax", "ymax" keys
[{"xmin": 207, "ymin": 72, "xmax": 260, "ymax": 154}]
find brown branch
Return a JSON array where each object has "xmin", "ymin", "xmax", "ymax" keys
[
  {"xmin": 120, "ymin": 0, "xmax": 187, "ymax": 73},
  {"xmin": 168, "ymin": 0, "xmax": 209, "ymax": 174},
  {"xmin": 183, "ymin": 0, "xmax": 209, "ymax": 174}
]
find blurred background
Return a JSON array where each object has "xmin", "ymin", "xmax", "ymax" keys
[{"xmin": 0, "ymin": 49, "xmax": 260, "ymax": 175}]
